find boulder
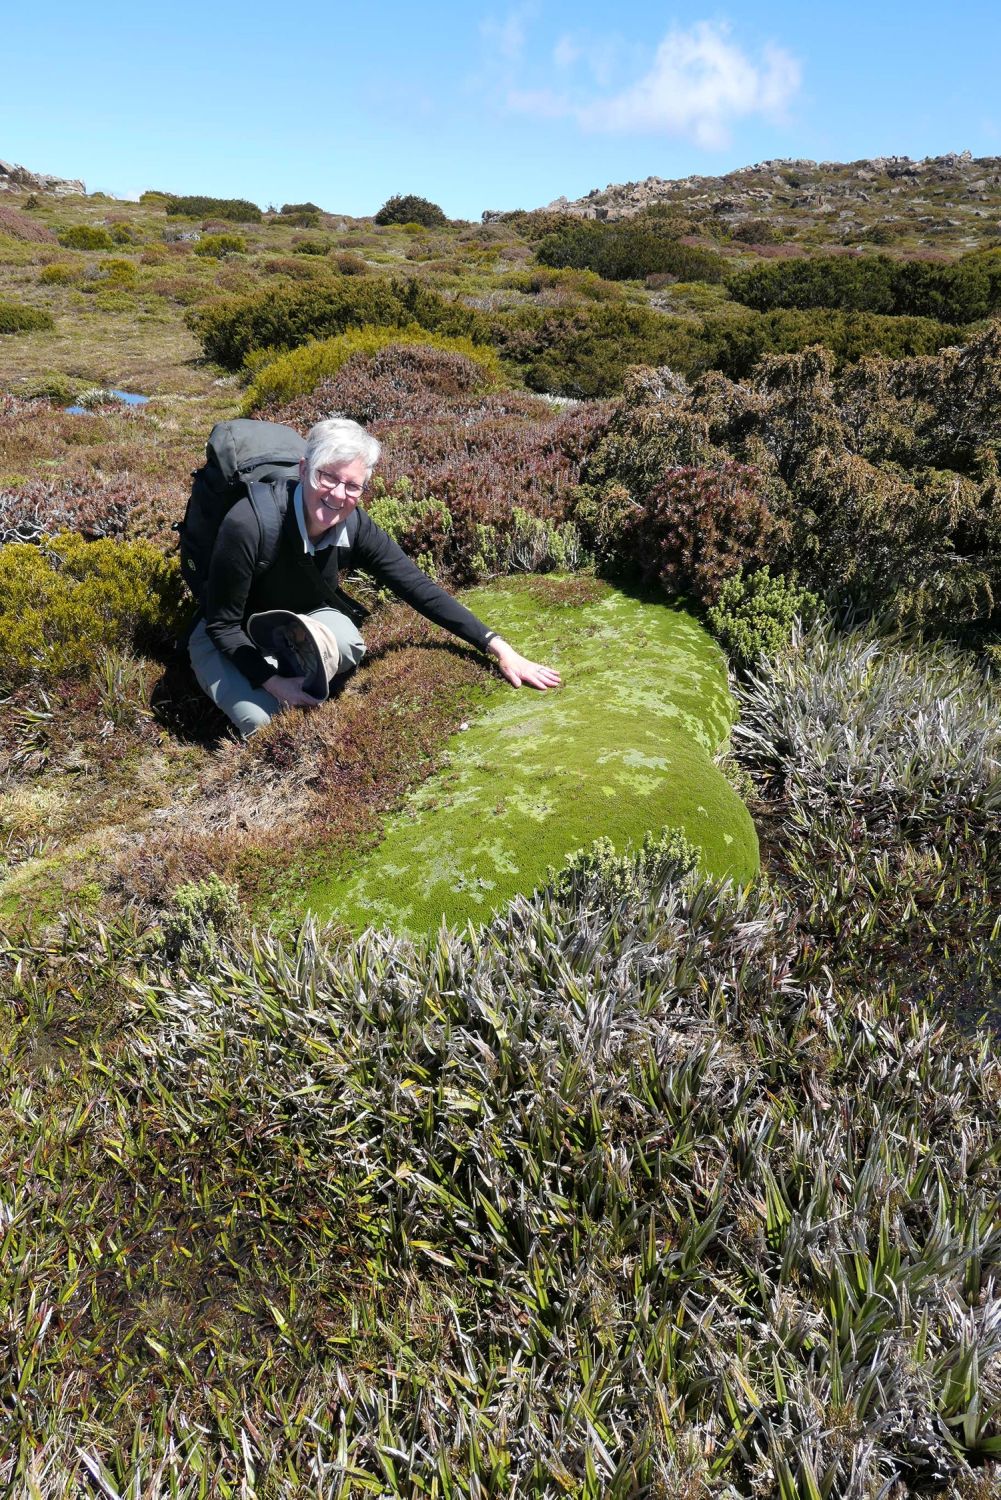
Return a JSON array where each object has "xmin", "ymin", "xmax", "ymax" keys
[{"xmin": 0, "ymin": 158, "xmax": 85, "ymax": 196}]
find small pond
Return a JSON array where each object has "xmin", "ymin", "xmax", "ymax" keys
[{"xmin": 64, "ymin": 390, "xmax": 150, "ymax": 415}]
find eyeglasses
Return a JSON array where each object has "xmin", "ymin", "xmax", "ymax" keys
[{"xmin": 314, "ymin": 468, "xmax": 367, "ymax": 500}]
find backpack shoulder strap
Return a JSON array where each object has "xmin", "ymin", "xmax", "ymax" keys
[{"xmin": 245, "ymin": 479, "xmax": 289, "ymax": 576}]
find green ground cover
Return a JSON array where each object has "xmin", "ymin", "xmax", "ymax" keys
[{"xmin": 310, "ymin": 576, "xmax": 758, "ymax": 933}]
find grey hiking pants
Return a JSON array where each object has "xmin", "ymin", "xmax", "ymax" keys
[{"xmin": 189, "ymin": 607, "xmax": 366, "ymax": 737}]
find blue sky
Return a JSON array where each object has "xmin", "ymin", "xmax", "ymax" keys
[{"xmin": 2, "ymin": 0, "xmax": 999, "ymax": 220}]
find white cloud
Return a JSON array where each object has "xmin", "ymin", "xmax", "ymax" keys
[
  {"xmin": 505, "ymin": 20, "xmax": 801, "ymax": 147},
  {"xmin": 480, "ymin": 7, "xmax": 532, "ymax": 64},
  {"xmin": 553, "ymin": 35, "xmax": 581, "ymax": 70}
]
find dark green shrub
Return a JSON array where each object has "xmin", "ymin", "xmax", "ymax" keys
[
  {"xmin": 730, "ymin": 252, "xmax": 1001, "ymax": 325},
  {"xmin": 278, "ymin": 202, "xmax": 322, "ymax": 228},
  {"xmin": 501, "ymin": 265, "xmax": 623, "ymax": 302},
  {"xmin": 0, "ymin": 534, "xmax": 187, "ymax": 689},
  {"xmin": 493, "ymin": 303, "xmax": 695, "ymax": 397},
  {"xmin": 292, "ymin": 238, "xmax": 330, "ymax": 256},
  {"xmin": 582, "ymin": 329, "xmax": 1001, "ymax": 634},
  {"xmin": 695, "ymin": 306, "xmax": 960, "ymax": 379},
  {"xmin": 861, "ymin": 221, "xmax": 902, "ymax": 245},
  {"xmin": 166, "ymin": 195, "xmax": 262, "ymax": 223},
  {"xmin": 0, "ymin": 300, "xmax": 55, "ymax": 333},
  {"xmin": 706, "ymin": 566, "xmax": 819, "ymax": 668},
  {"xmin": 374, "ymin": 194, "xmax": 447, "ymax": 228},
  {"xmin": 729, "ymin": 218, "xmax": 786, "ymax": 245},
  {"xmin": 190, "ymin": 278, "xmax": 486, "ymax": 369},
  {"xmin": 58, "ymin": 225, "xmax": 114, "ymax": 251},
  {"xmin": 193, "ymin": 232, "xmax": 246, "ymax": 258},
  {"xmin": 536, "ymin": 220, "xmax": 727, "ymax": 283},
  {"xmin": 493, "ymin": 300, "xmax": 958, "ymax": 396},
  {"xmin": 730, "ymin": 254, "xmax": 898, "ymax": 314}
]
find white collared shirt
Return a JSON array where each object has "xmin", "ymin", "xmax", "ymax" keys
[{"xmin": 293, "ymin": 482, "xmax": 350, "ymax": 556}]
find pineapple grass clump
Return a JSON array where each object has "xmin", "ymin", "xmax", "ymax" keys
[
  {"xmin": 3, "ymin": 843, "xmax": 1001, "ymax": 1496},
  {"xmin": 733, "ymin": 618, "xmax": 1001, "ymax": 826}
]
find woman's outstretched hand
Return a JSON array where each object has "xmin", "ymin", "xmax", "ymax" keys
[{"xmin": 487, "ymin": 636, "xmax": 562, "ymax": 691}]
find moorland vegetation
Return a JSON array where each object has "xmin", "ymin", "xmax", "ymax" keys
[{"xmin": 0, "ymin": 166, "xmax": 1000, "ymax": 1495}]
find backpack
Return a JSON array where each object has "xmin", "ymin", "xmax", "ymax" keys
[{"xmin": 176, "ymin": 418, "xmax": 305, "ymax": 609}]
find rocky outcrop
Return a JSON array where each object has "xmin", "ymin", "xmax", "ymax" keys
[
  {"xmin": 482, "ymin": 152, "xmax": 1001, "ymax": 241},
  {"xmin": 0, "ymin": 159, "xmax": 85, "ymax": 196}
]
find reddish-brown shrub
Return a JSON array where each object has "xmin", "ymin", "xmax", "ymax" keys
[
  {"xmin": 618, "ymin": 463, "xmax": 781, "ymax": 605},
  {"xmin": 268, "ymin": 344, "xmax": 612, "ymax": 583},
  {"xmin": 333, "ymin": 251, "xmax": 367, "ymax": 275},
  {"xmin": 0, "ymin": 479, "xmax": 135, "ymax": 544},
  {"xmin": 0, "ymin": 205, "xmax": 57, "ymax": 243},
  {"xmin": 261, "ymin": 256, "xmax": 326, "ymax": 280}
]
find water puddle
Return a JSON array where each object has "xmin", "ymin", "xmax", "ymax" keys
[{"xmin": 65, "ymin": 389, "xmax": 150, "ymax": 415}]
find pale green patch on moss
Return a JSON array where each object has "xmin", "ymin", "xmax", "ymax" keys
[{"xmin": 309, "ymin": 577, "xmax": 758, "ymax": 934}]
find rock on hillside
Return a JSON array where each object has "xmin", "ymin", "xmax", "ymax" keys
[
  {"xmin": 0, "ymin": 158, "xmax": 85, "ymax": 196},
  {"xmin": 484, "ymin": 151, "xmax": 1001, "ymax": 248}
]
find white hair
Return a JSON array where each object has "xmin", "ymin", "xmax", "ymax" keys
[{"xmin": 304, "ymin": 417, "xmax": 381, "ymax": 486}]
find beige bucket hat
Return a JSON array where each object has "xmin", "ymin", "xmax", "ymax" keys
[{"xmin": 247, "ymin": 611, "xmax": 341, "ymax": 700}]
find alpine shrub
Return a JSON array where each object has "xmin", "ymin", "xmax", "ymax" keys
[
  {"xmin": 706, "ymin": 566, "xmax": 820, "ymax": 669},
  {"xmin": 110, "ymin": 222, "xmax": 142, "ymax": 245},
  {"xmin": 366, "ymin": 478, "xmax": 454, "ymax": 560},
  {"xmin": 504, "ymin": 507, "xmax": 587, "ymax": 573},
  {"xmin": 190, "ymin": 278, "xmax": 486, "ymax": 370},
  {"xmin": 92, "ymin": 257, "xmax": 140, "ymax": 288},
  {"xmin": 334, "ymin": 250, "xmax": 367, "ymax": 276},
  {"xmin": 730, "ymin": 251, "xmax": 1001, "ymax": 325},
  {"xmin": 536, "ymin": 220, "xmax": 728, "ymax": 283},
  {"xmin": 161, "ymin": 873, "xmax": 242, "ymax": 965},
  {"xmin": 57, "ymin": 225, "xmax": 114, "ymax": 251},
  {"xmin": 165, "ymin": 196, "xmax": 262, "ymax": 223},
  {"xmin": 292, "ymin": 238, "xmax": 330, "ymax": 256},
  {"xmin": 374, "ymin": 194, "xmax": 447, "ymax": 228},
  {"xmin": 243, "ymin": 328, "xmax": 504, "ymax": 414},
  {"xmin": 0, "ymin": 534, "xmax": 187, "ymax": 689},
  {"xmin": 0, "ymin": 204, "xmax": 57, "ymax": 244},
  {"xmin": 548, "ymin": 826, "xmax": 699, "ymax": 902},
  {"xmin": 618, "ymin": 464, "xmax": 781, "ymax": 605},
  {"xmin": 193, "ymin": 232, "xmax": 246, "ymax": 258},
  {"xmin": 278, "ymin": 203, "xmax": 323, "ymax": 228},
  {"xmin": 38, "ymin": 260, "xmax": 84, "ymax": 285},
  {"xmin": 0, "ymin": 300, "xmax": 54, "ymax": 333}
]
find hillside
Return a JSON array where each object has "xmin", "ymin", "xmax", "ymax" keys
[
  {"xmin": 514, "ymin": 150, "xmax": 1001, "ymax": 254},
  {"xmin": 1, "ymin": 163, "xmax": 1001, "ymax": 1495}
]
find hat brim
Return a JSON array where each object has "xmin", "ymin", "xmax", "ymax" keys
[{"xmin": 247, "ymin": 610, "xmax": 339, "ymax": 700}]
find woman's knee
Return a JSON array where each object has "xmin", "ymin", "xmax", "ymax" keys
[
  {"xmin": 339, "ymin": 626, "xmax": 366, "ymax": 671},
  {"xmin": 230, "ymin": 698, "xmax": 275, "ymax": 736}
]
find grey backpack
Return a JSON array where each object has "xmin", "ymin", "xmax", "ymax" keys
[{"xmin": 177, "ymin": 419, "xmax": 305, "ymax": 608}]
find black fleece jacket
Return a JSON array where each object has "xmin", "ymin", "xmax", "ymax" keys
[{"xmin": 204, "ymin": 482, "xmax": 493, "ymax": 688}]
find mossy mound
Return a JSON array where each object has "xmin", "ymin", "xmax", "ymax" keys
[{"xmin": 309, "ymin": 576, "xmax": 758, "ymax": 933}]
